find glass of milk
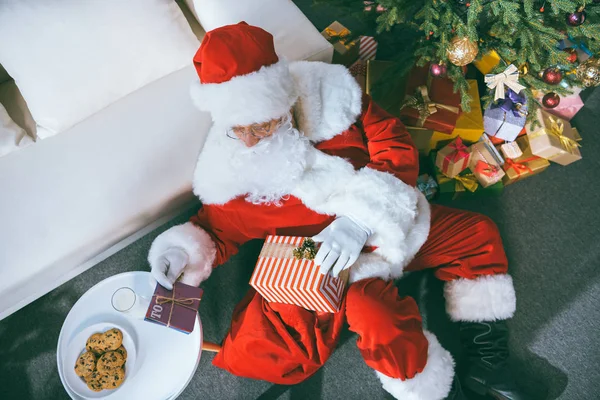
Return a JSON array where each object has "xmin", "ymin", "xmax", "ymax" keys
[{"xmin": 111, "ymin": 287, "xmax": 150, "ymax": 319}]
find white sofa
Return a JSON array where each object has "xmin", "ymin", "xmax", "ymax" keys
[{"xmin": 0, "ymin": 0, "xmax": 332, "ymax": 320}]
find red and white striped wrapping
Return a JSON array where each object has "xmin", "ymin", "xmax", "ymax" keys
[
  {"xmin": 249, "ymin": 236, "xmax": 347, "ymax": 313},
  {"xmin": 358, "ymin": 36, "xmax": 378, "ymax": 61}
]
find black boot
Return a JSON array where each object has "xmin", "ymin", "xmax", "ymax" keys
[
  {"xmin": 446, "ymin": 374, "xmax": 467, "ymax": 400},
  {"xmin": 459, "ymin": 320, "xmax": 528, "ymax": 400}
]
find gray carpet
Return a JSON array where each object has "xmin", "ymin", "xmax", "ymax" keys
[{"xmin": 2, "ymin": 2, "xmax": 600, "ymax": 399}]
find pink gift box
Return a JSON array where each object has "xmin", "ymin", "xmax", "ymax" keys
[{"xmin": 535, "ymin": 87, "xmax": 584, "ymax": 121}]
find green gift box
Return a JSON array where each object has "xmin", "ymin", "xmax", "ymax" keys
[{"xmin": 430, "ymin": 151, "xmax": 504, "ymax": 201}]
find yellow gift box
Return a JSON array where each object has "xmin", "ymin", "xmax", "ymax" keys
[
  {"xmin": 426, "ymin": 80, "xmax": 484, "ymax": 154},
  {"xmin": 474, "ymin": 50, "xmax": 502, "ymax": 75},
  {"xmin": 502, "ymin": 136, "xmax": 550, "ymax": 186},
  {"xmin": 321, "ymin": 21, "xmax": 360, "ymax": 66}
]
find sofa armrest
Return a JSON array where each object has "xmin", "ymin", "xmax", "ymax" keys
[{"xmin": 190, "ymin": 0, "xmax": 332, "ymax": 62}]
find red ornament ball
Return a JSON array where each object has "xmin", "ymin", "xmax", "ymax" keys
[
  {"xmin": 542, "ymin": 68, "xmax": 563, "ymax": 85},
  {"xmin": 542, "ymin": 92, "xmax": 561, "ymax": 108},
  {"xmin": 566, "ymin": 10, "xmax": 586, "ymax": 26},
  {"xmin": 564, "ymin": 48, "xmax": 578, "ymax": 63},
  {"xmin": 430, "ymin": 63, "xmax": 447, "ymax": 78}
]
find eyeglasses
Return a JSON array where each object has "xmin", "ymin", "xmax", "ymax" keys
[{"xmin": 226, "ymin": 114, "xmax": 291, "ymax": 140}]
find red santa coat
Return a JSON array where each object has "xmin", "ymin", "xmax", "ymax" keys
[{"xmin": 148, "ymin": 61, "xmax": 431, "ymax": 286}]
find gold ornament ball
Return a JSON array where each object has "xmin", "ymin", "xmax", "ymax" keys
[
  {"xmin": 576, "ymin": 57, "xmax": 600, "ymax": 87},
  {"xmin": 447, "ymin": 36, "xmax": 479, "ymax": 66}
]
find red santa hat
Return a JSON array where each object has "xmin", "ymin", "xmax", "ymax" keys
[{"xmin": 190, "ymin": 22, "xmax": 297, "ymax": 127}]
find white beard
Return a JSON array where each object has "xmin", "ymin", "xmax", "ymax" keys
[{"xmin": 228, "ymin": 124, "xmax": 311, "ymax": 205}]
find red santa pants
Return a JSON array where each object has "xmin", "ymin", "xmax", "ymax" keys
[{"xmin": 212, "ymin": 205, "xmax": 511, "ymax": 384}]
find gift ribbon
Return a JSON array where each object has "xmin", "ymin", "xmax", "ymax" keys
[
  {"xmin": 530, "ymin": 116, "xmax": 581, "ymax": 154},
  {"xmin": 438, "ymin": 173, "xmax": 479, "ymax": 194},
  {"xmin": 403, "ymin": 86, "xmax": 460, "ymax": 127},
  {"xmin": 485, "ymin": 64, "xmax": 526, "ymax": 101},
  {"xmin": 442, "ymin": 137, "xmax": 470, "ymax": 173},
  {"xmin": 503, "ymin": 157, "xmax": 536, "ymax": 181},
  {"xmin": 474, "ymin": 160, "xmax": 500, "ymax": 178},
  {"xmin": 491, "ymin": 88, "xmax": 527, "ymax": 117},
  {"xmin": 559, "ymin": 35, "xmax": 593, "ymax": 57},
  {"xmin": 154, "ymin": 293, "xmax": 202, "ymax": 328},
  {"xmin": 417, "ymin": 176, "xmax": 438, "ymax": 198}
]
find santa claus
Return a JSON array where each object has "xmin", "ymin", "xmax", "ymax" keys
[{"xmin": 148, "ymin": 22, "xmax": 525, "ymax": 400}]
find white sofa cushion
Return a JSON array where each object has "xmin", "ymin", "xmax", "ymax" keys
[
  {"xmin": 0, "ymin": 102, "xmax": 33, "ymax": 157},
  {"xmin": 191, "ymin": 0, "xmax": 333, "ymax": 62},
  {"xmin": 0, "ymin": 0, "xmax": 199, "ymax": 136}
]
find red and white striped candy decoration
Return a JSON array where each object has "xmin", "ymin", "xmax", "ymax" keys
[{"xmin": 358, "ymin": 36, "xmax": 378, "ymax": 61}]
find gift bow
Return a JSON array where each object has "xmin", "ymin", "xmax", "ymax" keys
[
  {"xmin": 474, "ymin": 160, "xmax": 500, "ymax": 178},
  {"xmin": 446, "ymin": 137, "xmax": 470, "ymax": 163},
  {"xmin": 154, "ymin": 293, "xmax": 202, "ymax": 327},
  {"xmin": 504, "ymin": 157, "xmax": 535, "ymax": 180},
  {"xmin": 530, "ymin": 116, "xmax": 582, "ymax": 154},
  {"xmin": 485, "ymin": 64, "xmax": 526, "ymax": 101},
  {"xmin": 324, "ymin": 26, "xmax": 351, "ymax": 42},
  {"xmin": 403, "ymin": 86, "xmax": 460, "ymax": 127},
  {"xmin": 491, "ymin": 88, "xmax": 527, "ymax": 117},
  {"xmin": 438, "ymin": 173, "xmax": 479, "ymax": 193}
]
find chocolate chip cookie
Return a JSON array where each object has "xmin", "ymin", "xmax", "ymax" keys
[
  {"xmin": 74, "ymin": 351, "xmax": 97, "ymax": 378},
  {"xmin": 96, "ymin": 351, "xmax": 125, "ymax": 374},
  {"xmin": 114, "ymin": 345, "xmax": 127, "ymax": 360},
  {"xmin": 103, "ymin": 328, "xmax": 123, "ymax": 351},
  {"xmin": 85, "ymin": 371, "xmax": 103, "ymax": 392},
  {"xmin": 86, "ymin": 333, "xmax": 107, "ymax": 354},
  {"xmin": 99, "ymin": 367, "xmax": 125, "ymax": 390}
]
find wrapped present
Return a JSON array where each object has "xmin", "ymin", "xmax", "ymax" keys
[
  {"xmin": 349, "ymin": 60, "xmax": 367, "ymax": 93},
  {"xmin": 321, "ymin": 21, "xmax": 360, "ymax": 66},
  {"xmin": 487, "ymin": 127, "xmax": 526, "ymax": 146},
  {"xmin": 427, "ymin": 80, "xmax": 484, "ymax": 154},
  {"xmin": 417, "ymin": 173, "xmax": 438, "ymax": 200},
  {"xmin": 250, "ymin": 236, "xmax": 348, "ymax": 313},
  {"xmin": 558, "ymin": 37, "xmax": 592, "ymax": 63},
  {"xmin": 484, "ymin": 88, "xmax": 528, "ymax": 142},
  {"xmin": 502, "ymin": 136, "xmax": 550, "ymax": 185},
  {"xmin": 145, "ymin": 282, "xmax": 203, "ymax": 334},
  {"xmin": 432, "ymin": 161, "xmax": 503, "ymax": 201},
  {"xmin": 408, "ymin": 126, "xmax": 434, "ymax": 155},
  {"xmin": 469, "ymin": 135, "xmax": 505, "ymax": 187},
  {"xmin": 534, "ymin": 87, "xmax": 584, "ymax": 121},
  {"xmin": 358, "ymin": 36, "xmax": 378, "ymax": 61},
  {"xmin": 365, "ymin": 60, "xmax": 407, "ymax": 117},
  {"xmin": 435, "ymin": 137, "xmax": 471, "ymax": 178},
  {"xmin": 474, "ymin": 50, "xmax": 502, "ymax": 75},
  {"xmin": 526, "ymin": 109, "xmax": 582, "ymax": 166},
  {"xmin": 400, "ymin": 66, "xmax": 461, "ymax": 134}
]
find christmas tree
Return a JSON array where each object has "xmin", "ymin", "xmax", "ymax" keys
[{"xmin": 315, "ymin": 0, "xmax": 600, "ymax": 119}]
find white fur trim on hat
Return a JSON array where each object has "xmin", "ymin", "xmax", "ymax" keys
[
  {"xmin": 444, "ymin": 274, "xmax": 516, "ymax": 322},
  {"xmin": 376, "ymin": 331, "xmax": 455, "ymax": 400},
  {"xmin": 148, "ymin": 222, "xmax": 217, "ymax": 287},
  {"xmin": 189, "ymin": 58, "xmax": 297, "ymax": 127}
]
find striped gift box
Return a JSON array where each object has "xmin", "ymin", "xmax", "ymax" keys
[
  {"xmin": 358, "ymin": 36, "xmax": 378, "ymax": 61},
  {"xmin": 249, "ymin": 235, "xmax": 347, "ymax": 313}
]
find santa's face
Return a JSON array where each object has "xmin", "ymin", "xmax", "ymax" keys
[
  {"xmin": 228, "ymin": 114, "xmax": 288, "ymax": 147},
  {"xmin": 226, "ymin": 112, "xmax": 310, "ymax": 205}
]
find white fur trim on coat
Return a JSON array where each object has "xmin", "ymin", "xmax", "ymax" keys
[
  {"xmin": 376, "ymin": 331, "xmax": 455, "ymax": 400},
  {"xmin": 289, "ymin": 61, "xmax": 362, "ymax": 142},
  {"xmin": 148, "ymin": 222, "xmax": 217, "ymax": 287},
  {"xmin": 444, "ymin": 274, "xmax": 516, "ymax": 322},
  {"xmin": 292, "ymin": 150, "xmax": 431, "ymax": 281},
  {"xmin": 189, "ymin": 58, "xmax": 297, "ymax": 127}
]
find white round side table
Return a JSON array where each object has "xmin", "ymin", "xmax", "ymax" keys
[{"xmin": 57, "ymin": 271, "xmax": 202, "ymax": 400}]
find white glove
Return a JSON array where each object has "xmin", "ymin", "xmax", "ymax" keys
[
  {"xmin": 150, "ymin": 247, "xmax": 189, "ymax": 290},
  {"xmin": 313, "ymin": 216, "xmax": 371, "ymax": 278}
]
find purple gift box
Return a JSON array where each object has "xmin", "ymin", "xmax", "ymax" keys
[
  {"xmin": 484, "ymin": 90, "xmax": 527, "ymax": 142},
  {"xmin": 145, "ymin": 282, "xmax": 203, "ymax": 334}
]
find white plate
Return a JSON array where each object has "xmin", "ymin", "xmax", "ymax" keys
[
  {"xmin": 62, "ymin": 323, "xmax": 138, "ymax": 399},
  {"xmin": 57, "ymin": 272, "xmax": 202, "ymax": 400}
]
